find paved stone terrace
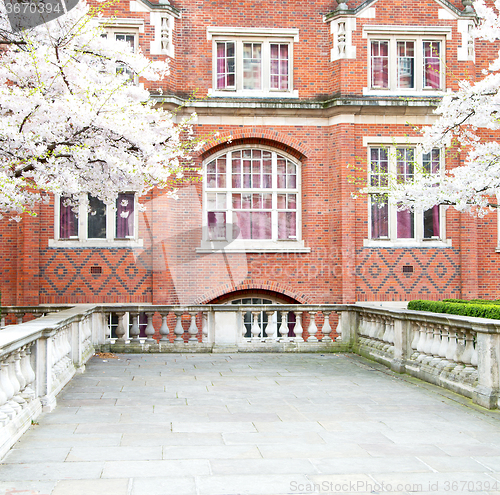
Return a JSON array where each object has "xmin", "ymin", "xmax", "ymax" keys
[{"xmin": 2, "ymin": 353, "xmax": 500, "ymax": 495}]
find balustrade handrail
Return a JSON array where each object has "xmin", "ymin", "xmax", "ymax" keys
[
  {"xmin": 350, "ymin": 303, "xmax": 500, "ymax": 333},
  {"xmin": 0, "ymin": 305, "xmax": 96, "ymax": 359}
]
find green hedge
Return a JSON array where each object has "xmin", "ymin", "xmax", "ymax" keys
[
  {"xmin": 407, "ymin": 300, "xmax": 500, "ymax": 320},
  {"xmin": 442, "ymin": 299, "xmax": 500, "ymax": 305}
]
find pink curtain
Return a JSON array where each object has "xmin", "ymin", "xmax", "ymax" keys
[
  {"xmin": 116, "ymin": 193, "xmax": 134, "ymax": 238},
  {"xmin": 423, "ymin": 205, "xmax": 440, "ymax": 238},
  {"xmin": 397, "ymin": 209, "xmax": 414, "ymax": 239},
  {"xmin": 60, "ymin": 199, "xmax": 77, "ymax": 239},
  {"xmin": 371, "ymin": 196, "xmax": 388, "ymax": 238}
]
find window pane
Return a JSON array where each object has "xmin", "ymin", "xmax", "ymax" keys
[
  {"xmin": 371, "ymin": 195, "xmax": 388, "ymax": 238},
  {"xmin": 60, "ymin": 198, "xmax": 78, "ymax": 239},
  {"xmin": 397, "ymin": 41, "xmax": 414, "ymax": 89},
  {"xmin": 270, "ymin": 43, "xmax": 289, "ymax": 90},
  {"xmin": 424, "ymin": 205, "xmax": 440, "ymax": 238},
  {"xmin": 396, "ymin": 148, "xmax": 414, "ymax": 182},
  {"xmin": 370, "ymin": 148, "xmax": 388, "ymax": 187},
  {"xmin": 243, "ymin": 43, "xmax": 262, "ymax": 90},
  {"xmin": 397, "ymin": 207, "xmax": 415, "ymax": 239},
  {"xmin": 423, "ymin": 148, "xmax": 440, "ymax": 175},
  {"xmin": 208, "ymin": 211, "xmax": 226, "ymax": 240},
  {"xmin": 217, "ymin": 42, "xmax": 235, "ymax": 90},
  {"xmin": 116, "ymin": 193, "xmax": 134, "ymax": 238},
  {"xmin": 371, "ymin": 41, "xmax": 389, "ymax": 89},
  {"xmin": 88, "ymin": 196, "xmax": 106, "ymax": 239},
  {"xmin": 278, "ymin": 211, "xmax": 297, "ymax": 239},
  {"xmin": 423, "ymin": 41, "xmax": 440, "ymax": 89}
]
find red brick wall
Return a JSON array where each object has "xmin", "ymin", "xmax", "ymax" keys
[{"xmin": 2, "ymin": 0, "xmax": 500, "ymax": 306}]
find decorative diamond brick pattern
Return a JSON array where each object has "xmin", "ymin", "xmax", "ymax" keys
[
  {"xmin": 39, "ymin": 248, "xmax": 152, "ymax": 303},
  {"xmin": 356, "ymin": 247, "xmax": 461, "ymax": 301}
]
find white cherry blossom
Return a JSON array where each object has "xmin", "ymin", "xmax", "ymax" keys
[{"xmin": 0, "ymin": 2, "xmax": 200, "ymax": 219}]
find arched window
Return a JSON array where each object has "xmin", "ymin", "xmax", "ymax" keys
[{"xmin": 202, "ymin": 147, "xmax": 307, "ymax": 252}]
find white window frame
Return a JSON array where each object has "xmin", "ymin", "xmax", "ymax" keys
[
  {"xmin": 198, "ymin": 145, "xmax": 309, "ymax": 253},
  {"xmin": 49, "ymin": 194, "xmax": 143, "ymax": 248},
  {"xmin": 99, "ymin": 22, "xmax": 141, "ymax": 86},
  {"xmin": 363, "ymin": 137, "xmax": 451, "ymax": 248},
  {"xmin": 362, "ymin": 26, "xmax": 450, "ymax": 96},
  {"xmin": 207, "ymin": 27, "xmax": 299, "ymax": 98}
]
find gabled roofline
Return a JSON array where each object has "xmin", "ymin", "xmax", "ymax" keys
[
  {"xmin": 324, "ymin": 0, "xmax": 476, "ymax": 22},
  {"xmin": 134, "ymin": 0, "xmax": 181, "ymax": 18}
]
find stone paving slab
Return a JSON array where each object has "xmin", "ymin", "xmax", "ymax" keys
[{"xmin": 1, "ymin": 353, "xmax": 500, "ymax": 494}]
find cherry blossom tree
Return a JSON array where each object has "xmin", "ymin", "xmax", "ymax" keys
[
  {"xmin": 384, "ymin": 0, "xmax": 500, "ymax": 216},
  {"xmin": 0, "ymin": 1, "xmax": 199, "ymax": 220}
]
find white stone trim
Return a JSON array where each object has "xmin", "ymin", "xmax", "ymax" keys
[
  {"xmin": 207, "ymin": 26, "xmax": 299, "ymax": 42},
  {"xmin": 457, "ymin": 20, "xmax": 475, "ymax": 62},
  {"xmin": 150, "ymin": 12, "xmax": 174, "ymax": 58},
  {"xmin": 331, "ymin": 17, "xmax": 356, "ymax": 61},
  {"xmin": 362, "ymin": 25, "xmax": 452, "ymax": 39}
]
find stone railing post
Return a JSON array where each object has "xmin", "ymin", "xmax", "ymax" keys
[
  {"xmin": 338, "ymin": 308, "xmax": 358, "ymax": 348},
  {"xmin": 473, "ymin": 326, "xmax": 500, "ymax": 409},
  {"xmin": 391, "ymin": 315, "xmax": 409, "ymax": 373}
]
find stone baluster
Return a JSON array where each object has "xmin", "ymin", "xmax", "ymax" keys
[
  {"xmin": 188, "ymin": 313, "xmax": 199, "ymax": 343},
  {"xmin": 470, "ymin": 331, "xmax": 478, "ymax": 368},
  {"xmin": 0, "ymin": 315, "xmax": 5, "ymax": 328},
  {"xmin": 382, "ymin": 317, "xmax": 390, "ymax": 343},
  {"xmin": 174, "ymin": 312, "xmax": 184, "ymax": 343},
  {"xmin": 294, "ymin": 312, "xmax": 304, "ymax": 342},
  {"xmin": 241, "ymin": 312, "xmax": 247, "ymax": 340},
  {"xmin": 115, "ymin": 312, "xmax": 126, "ymax": 344},
  {"xmin": 461, "ymin": 329, "xmax": 475, "ymax": 374},
  {"xmin": 13, "ymin": 350, "xmax": 27, "ymax": 400},
  {"xmin": 444, "ymin": 327, "xmax": 458, "ymax": 371},
  {"xmin": 410, "ymin": 323, "xmax": 420, "ymax": 359},
  {"xmin": 416, "ymin": 323, "xmax": 427, "ymax": 361},
  {"xmin": 16, "ymin": 313, "xmax": 24, "ymax": 325},
  {"xmin": 129, "ymin": 313, "xmax": 140, "ymax": 342},
  {"xmin": 202, "ymin": 312, "xmax": 209, "ymax": 343},
  {"xmin": 0, "ymin": 358, "xmax": 12, "ymax": 423},
  {"xmin": 279, "ymin": 311, "xmax": 289, "ymax": 341},
  {"xmin": 159, "ymin": 312, "xmax": 170, "ymax": 342},
  {"xmin": 8, "ymin": 354, "xmax": 26, "ymax": 408},
  {"xmin": 52, "ymin": 333, "xmax": 63, "ymax": 376},
  {"xmin": 358, "ymin": 313, "xmax": 367, "ymax": 338},
  {"xmin": 453, "ymin": 329, "xmax": 467, "ymax": 373},
  {"xmin": 421, "ymin": 324, "xmax": 434, "ymax": 364},
  {"xmin": 265, "ymin": 311, "xmax": 276, "ymax": 340},
  {"xmin": 251, "ymin": 312, "xmax": 261, "ymax": 341},
  {"xmin": 430, "ymin": 325, "xmax": 443, "ymax": 366},
  {"xmin": 321, "ymin": 311, "xmax": 332, "ymax": 342},
  {"xmin": 368, "ymin": 314, "xmax": 377, "ymax": 339},
  {"xmin": 437, "ymin": 325, "xmax": 450, "ymax": 369},
  {"xmin": 20, "ymin": 346, "xmax": 35, "ymax": 400},
  {"xmin": 307, "ymin": 311, "xmax": 318, "ymax": 343},
  {"xmin": 145, "ymin": 312, "xmax": 156, "ymax": 344},
  {"xmin": 0, "ymin": 359, "xmax": 20, "ymax": 416}
]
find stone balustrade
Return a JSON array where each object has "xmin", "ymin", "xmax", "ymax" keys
[
  {"xmin": 0, "ymin": 306, "xmax": 69, "ymax": 328},
  {"xmin": 3, "ymin": 302, "xmax": 500, "ymax": 412},
  {"xmin": 338, "ymin": 304, "xmax": 500, "ymax": 409},
  {"xmin": 96, "ymin": 305, "xmax": 344, "ymax": 352},
  {"xmin": 0, "ymin": 305, "xmax": 95, "ymax": 458}
]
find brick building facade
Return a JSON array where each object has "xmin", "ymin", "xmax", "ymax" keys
[{"xmin": 1, "ymin": 0, "xmax": 498, "ymax": 307}]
